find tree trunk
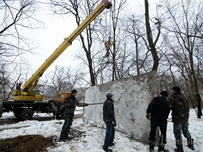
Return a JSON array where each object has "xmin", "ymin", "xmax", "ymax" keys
[{"xmin": 144, "ymin": 0, "xmax": 159, "ymax": 72}]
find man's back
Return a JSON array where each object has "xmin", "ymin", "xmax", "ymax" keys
[{"xmin": 147, "ymin": 96, "xmax": 170, "ymax": 121}]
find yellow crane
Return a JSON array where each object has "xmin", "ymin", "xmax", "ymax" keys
[
  {"xmin": 0, "ymin": 0, "xmax": 112, "ymax": 121},
  {"xmin": 11, "ymin": 0, "xmax": 112, "ymax": 102}
]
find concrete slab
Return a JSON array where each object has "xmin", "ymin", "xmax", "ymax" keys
[{"xmin": 84, "ymin": 71, "xmax": 157, "ymax": 143}]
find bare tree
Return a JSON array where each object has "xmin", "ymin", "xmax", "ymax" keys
[
  {"xmin": 109, "ymin": 0, "xmax": 127, "ymax": 81},
  {"xmin": 0, "ymin": 0, "xmax": 43, "ymax": 100},
  {"xmin": 158, "ymin": 0, "xmax": 203, "ymax": 117},
  {"xmin": 0, "ymin": 0, "xmax": 42, "ymax": 62},
  {"xmin": 0, "ymin": 63, "xmax": 21, "ymax": 102},
  {"xmin": 144, "ymin": 0, "xmax": 161, "ymax": 72},
  {"xmin": 123, "ymin": 15, "xmax": 153, "ymax": 75},
  {"xmin": 49, "ymin": 0, "xmax": 104, "ymax": 86},
  {"xmin": 45, "ymin": 65, "xmax": 86, "ymax": 98},
  {"xmin": 93, "ymin": 0, "xmax": 132, "ymax": 81}
]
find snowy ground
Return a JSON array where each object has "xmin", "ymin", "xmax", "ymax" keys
[{"xmin": 0, "ymin": 109, "xmax": 202, "ymax": 152}]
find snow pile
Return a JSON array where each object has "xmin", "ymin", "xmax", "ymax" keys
[{"xmin": 0, "ymin": 109, "xmax": 203, "ymax": 152}]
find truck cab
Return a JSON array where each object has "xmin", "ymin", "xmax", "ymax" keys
[{"xmin": 57, "ymin": 92, "xmax": 71, "ymax": 103}]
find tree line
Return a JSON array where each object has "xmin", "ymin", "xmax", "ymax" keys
[{"xmin": 0, "ymin": 0, "xmax": 202, "ymax": 117}]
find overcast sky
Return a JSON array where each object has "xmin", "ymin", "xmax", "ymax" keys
[{"xmin": 23, "ymin": 0, "xmax": 160, "ymax": 80}]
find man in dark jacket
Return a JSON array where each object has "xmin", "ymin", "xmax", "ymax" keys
[
  {"xmin": 146, "ymin": 91, "xmax": 170, "ymax": 152},
  {"xmin": 169, "ymin": 86, "xmax": 194, "ymax": 152},
  {"xmin": 59, "ymin": 89, "xmax": 88, "ymax": 141},
  {"xmin": 103, "ymin": 93, "xmax": 116, "ymax": 152}
]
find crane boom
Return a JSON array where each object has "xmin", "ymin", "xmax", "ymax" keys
[{"xmin": 12, "ymin": 0, "xmax": 112, "ymax": 102}]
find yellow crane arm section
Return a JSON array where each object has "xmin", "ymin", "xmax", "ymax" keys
[{"xmin": 12, "ymin": 1, "xmax": 112, "ymax": 102}]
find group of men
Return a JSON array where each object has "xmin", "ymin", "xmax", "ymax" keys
[
  {"xmin": 58, "ymin": 86, "xmax": 194, "ymax": 152},
  {"xmin": 58, "ymin": 89, "xmax": 116, "ymax": 152},
  {"xmin": 146, "ymin": 86, "xmax": 195, "ymax": 152}
]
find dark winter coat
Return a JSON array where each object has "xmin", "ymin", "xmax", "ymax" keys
[
  {"xmin": 146, "ymin": 96, "xmax": 170, "ymax": 121},
  {"xmin": 63, "ymin": 94, "xmax": 79, "ymax": 114},
  {"xmin": 103, "ymin": 98, "xmax": 116, "ymax": 123},
  {"xmin": 169, "ymin": 92, "xmax": 189, "ymax": 124}
]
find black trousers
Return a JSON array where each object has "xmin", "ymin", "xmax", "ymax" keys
[{"xmin": 148, "ymin": 119, "xmax": 167, "ymax": 144}]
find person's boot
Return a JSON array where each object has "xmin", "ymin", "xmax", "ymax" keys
[
  {"xmin": 109, "ymin": 142, "xmax": 115, "ymax": 146},
  {"xmin": 187, "ymin": 138, "xmax": 194, "ymax": 150},
  {"xmin": 175, "ymin": 140, "xmax": 184, "ymax": 152},
  {"xmin": 66, "ymin": 133, "xmax": 72, "ymax": 140},
  {"xmin": 158, "ymin": 144, "xmax": 168, "ymax": 152},
  {"xmin": 103, "ymin": 148, "xmax": 113, "ymax": 152},
  {"xmin": 149, "ymin": 140, "xmax": 154, "ymax": 152},
  {"xmin": 59, "ymin": 133, "xmax": 66, "ymax": 142}
]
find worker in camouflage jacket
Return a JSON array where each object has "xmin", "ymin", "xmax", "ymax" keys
[{"xmin": 169, "ymin": 86, "xmax": 194, "ymax": 152}]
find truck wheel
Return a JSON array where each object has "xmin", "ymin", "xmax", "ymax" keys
[{"xmin": 19, "ymin": 109, "xmax": 33, "ymax": 121}]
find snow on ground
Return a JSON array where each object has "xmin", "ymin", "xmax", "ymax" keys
[{"xmin": 0, "ymin": 109, "xmax": 203, "ymax": 152}]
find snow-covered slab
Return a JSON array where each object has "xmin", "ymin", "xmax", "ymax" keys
[
  {"xmin": 84, "ymin": 71, "xmax": 157, "ymax": 143},
  {"xmin": 0, "ymin": 123, "xmax": 31, "ymax": 131}
]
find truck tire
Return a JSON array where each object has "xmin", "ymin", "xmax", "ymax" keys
[{"xmin": 19, "ymin": 108, "xmax": 33, "ymax": 121}]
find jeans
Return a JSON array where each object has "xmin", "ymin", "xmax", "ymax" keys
[
  {"xmin": 148, "ymin": 119, "xmax": 167, "ymax": 144},
  {"xmin": 173, "ymin": 123, "xmax": 192, "ymax": 144},
  {"xmin": 103, "ymin": 122, "xmax": 115, "ymax": 150},
  {"xmin": 61, "ymin": 113, "xmax": 74, "ymax": 134}
]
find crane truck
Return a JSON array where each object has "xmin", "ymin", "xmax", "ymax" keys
[{"xmin": 0, "ymin": 0, "xmax": 112, "ymax": 121}]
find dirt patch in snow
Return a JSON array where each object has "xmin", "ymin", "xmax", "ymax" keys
[{"xmin": 0, "ymin": 135, "xmax": 55, "ymax": 152}]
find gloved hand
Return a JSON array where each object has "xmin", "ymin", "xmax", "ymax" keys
[
  {"xmin": 146, "ymin": 113, "xmax": 150, "ymax": 119},
  {"xmin": 78, "ymin": 103, "xmax": 88, "ymax": 107},
  {"xmin": 112, "ymin": 121, "xmax": 117, "ymax": 126},
  {"xmin": 83, "ymin": 103, "xmax": 89, "ymax": 107}
]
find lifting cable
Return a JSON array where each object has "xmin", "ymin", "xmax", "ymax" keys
[{"xmin": 104, "ymin": 6, "xmax": 112, "ymax": 59}]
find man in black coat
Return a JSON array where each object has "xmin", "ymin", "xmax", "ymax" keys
[
  {"xmin": 103, "ymin": 93, "xmax": 116, "ymax": 152},
  {"xmin": 146, "ymin": 91, "xmax": 170, "ymax": 152},
  {"xmin": 59, "ymin": 89, "xmax": 88, "ymax": 141}
]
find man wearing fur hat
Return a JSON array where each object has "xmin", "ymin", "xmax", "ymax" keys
[
  {"xmin": 169, "ymin": 86, "xmax": 194, "ymax": 152},
  {"xmin": 146, "ymin": 91, "xmax": 170, "ymax": 152}
]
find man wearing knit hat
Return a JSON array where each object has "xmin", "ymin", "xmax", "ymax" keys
[
  {"xmin": 169, "ymin": 86, "xmax": 194, "ymax": 152},
  {"xmin": 103, "ymin": 93, "xmax": 116, "ymax": 152},
  {"xmin": 146, "ymin": 91, "xmax": 170, "ymax": 152}
]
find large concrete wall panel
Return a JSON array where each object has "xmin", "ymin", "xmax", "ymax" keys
[{"xmin": 84, "ymin": 71, "xmax": 157, "ymax": 143}]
